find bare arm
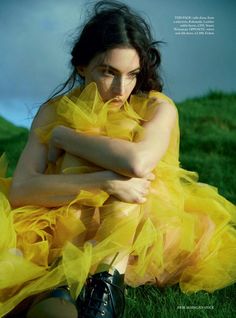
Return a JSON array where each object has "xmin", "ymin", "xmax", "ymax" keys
[
  {"xmin": 9, "ymin": 103, "xmax": 153, "ymax": 207},
  {"xmin": 49, "ymin": 98, "xmax": 177, "ymax": 178},
  {"xmin": 8, "ymin": 104, "xmax": 113, "ymax": 207}
]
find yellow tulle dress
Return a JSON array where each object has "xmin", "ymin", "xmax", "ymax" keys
[{"xmin": 0, "ymin": 82, "xmax": 236, "ymax": 316}]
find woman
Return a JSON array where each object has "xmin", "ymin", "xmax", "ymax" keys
[{"xmin": 1, "ymin": 1, "xmax": 236, "ymax": 318}]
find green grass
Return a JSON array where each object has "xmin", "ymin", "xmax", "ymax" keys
[
  {"xmin": 125, "ymin": 284, "xmax": 236, "ymax": 318},
  {"xmin": 0, "ymin": 115, "xmax": 29, "ymax": 176},
  {"xmin": 0, "ymin": 90, "xmax": 236, "ymax": 317},
  {"xmin": 177, "ymin": 90, "xmax": 236, "ymax": 204},
  {"xmin": 128, "ymin": 91, "xmax": 236, "ymax": 318}
]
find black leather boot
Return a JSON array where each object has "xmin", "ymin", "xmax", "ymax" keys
[
  {"xmin": 6, "ymin": 286, "xmax": 78, "ymax": 318},
  {"xmin": 78, "ymin": 269, "xmax": 125, "ymax": 318}
]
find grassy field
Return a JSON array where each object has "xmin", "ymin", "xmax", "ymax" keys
[
  {"xmin": 0, "ymin": 91, "xmax": 236, "ymax": 317},
  {"xmin": 125, "ymin": 91, "xmax": 236, "ymax": 318},
  {"xmin": 177, "ymin": 91, "xmax": 236, "ymax": 204},
  {"xmin": 0, "ymin": 115, "xmax": 28, "ymax": 177}
]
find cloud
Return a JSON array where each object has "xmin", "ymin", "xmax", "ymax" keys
[
  {"xmin": 0, "ymin": 0, "xmax": 235, "ymax": 128},
  {"xmin": 0, "ymin": 0, "xmax": 85, "ymax": 101}
]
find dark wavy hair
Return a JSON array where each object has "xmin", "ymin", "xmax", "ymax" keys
[{"xmin": 49, "ymin": 0, "xmax": 164, "ymax": 100}]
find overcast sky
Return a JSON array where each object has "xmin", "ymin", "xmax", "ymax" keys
[{"xmin": 0, "ymin": 0, "xmax": 235, "ymax": 128}]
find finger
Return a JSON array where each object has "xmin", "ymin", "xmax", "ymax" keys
[
  {"xmin": 134, "ymin": 197, "xmax": 146, "ymax": 204},
  {"xmin": 139, "ymin": 189, "xmax": 147, "ymax": 196},
  {"xmin": 142, "ymin": 189, "xmax": 149, "ymax": 196},
  {"xmin": 145, "ymin": 180, "xmax": 151, "ymax": 188},
  {"xmin": 139, "ymin": 197, "xmax": 147, "ymax": 204},
  {"xmin": 145, "ymin": 173, "xmax": 155, "ymax": 181}
]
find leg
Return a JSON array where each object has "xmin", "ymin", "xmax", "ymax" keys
[
  {"xmin": 96, "ymin": 199, "xmax": 141, "ymax": 274},
  {"xmin": 6, "ymin": 289, "xmax": 78, "ymax": 318},
  {"xmin": 26, "ymin": 297, "xmax": 78, "ymax": 318},
  {"xmin": 26, "ymin": 287, "xmax": 78, "ymax": 318},
  {"xmin": 79, "ymin": 200, "xmax": 141, "ymax": 318}
]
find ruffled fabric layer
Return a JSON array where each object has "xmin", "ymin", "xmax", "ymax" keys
[{"xmin": 0, "ymin": 83, "xmax": 236, "ymax": 316}]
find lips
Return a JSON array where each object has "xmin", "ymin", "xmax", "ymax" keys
[{"xmin": 111, "ymin": 97, "xmax": 123, "ymax": 103}]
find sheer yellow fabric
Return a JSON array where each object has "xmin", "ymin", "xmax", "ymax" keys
[{"xmin": 1, "ymin": 82, "xmax": 236, "ymax": 316}]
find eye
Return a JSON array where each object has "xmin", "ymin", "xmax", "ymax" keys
[
  {"xmin": 102, "ymin": 68, "xmax": 115, "ymax": 77},
  {"xmin": 128, "ymin": 72, "xmax": 139, "ymax": 79}
]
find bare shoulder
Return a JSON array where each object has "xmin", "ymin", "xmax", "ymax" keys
[
  {"xmin": 11, "ymin": 99, "xmax": 59, "ymax": 180},
  {"xmin": 149, "ymin": 90, "xmax": 177, "ymax": 108},
  {"xmin": 31, "ymin": 97, "xmax": 60, "ymax": 131},
  {"xmin": 9, "ymin": 96, "xmax": 63, "ymax": 188},
  {"xmin": 143, "ymin": 92, "xmax": 177, "ymax": 128}
]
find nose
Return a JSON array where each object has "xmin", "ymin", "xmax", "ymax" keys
[{"xmin": 112, "ymin": 76, "xmax": 125, "ymax": 96}]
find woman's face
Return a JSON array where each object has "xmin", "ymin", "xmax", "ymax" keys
[{"xmin": 77, "ymin": 47, "xmax": 140, "ymax": 107}]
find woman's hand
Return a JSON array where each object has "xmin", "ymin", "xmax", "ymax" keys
[{"xmin": 105, "ymin": 171, "xmax": 155, "ymax": 204}]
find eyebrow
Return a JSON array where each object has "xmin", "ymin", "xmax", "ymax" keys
[{"xmin": 98, "ymin": 64, "xmax": 140, "ymax": 74}]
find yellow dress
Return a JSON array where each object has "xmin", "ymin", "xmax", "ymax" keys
[{"xmin": 0, "ymin": 82, "xmax": 236, "ymax": 316}]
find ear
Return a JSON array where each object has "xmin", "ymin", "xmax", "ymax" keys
[{"xmin": 76, "ymin": 66, "xmax": 86, "ymax": 77}]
